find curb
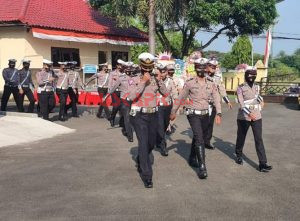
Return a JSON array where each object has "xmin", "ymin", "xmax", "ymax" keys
[{"xmin": 0, "ymin": 111, "xmax": 39, "ymax": 118}]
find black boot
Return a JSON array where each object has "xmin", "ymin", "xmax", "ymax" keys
[
  {"xmin": 195, "ymin": 145, "xmax": 207, "ymax": 179},
  {"xmin": 236, "ymin": 156, "xmax": 243, "ymax": 165},
  {"xmin": 188, "ymin": 140, "xmax": 199, "ymax": 168},
  {"xmin": 259, "ymin": 163, "xmax": 272, "ymax": 172},
  {"xmin": 205, "ymin": 143, "xmax": 215, "ymax": 150},
  {"xmin": 58, "ymin": 115, "xmax": 66, "ymax": 122}
]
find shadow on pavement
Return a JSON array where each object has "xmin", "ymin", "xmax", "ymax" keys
[{"xmin": 213, "ymin": 136, "xmax": 258, "ymax": 169}]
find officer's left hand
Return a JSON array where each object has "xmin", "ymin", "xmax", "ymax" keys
[
  {"xmin": 227, "ymin": 102, "xmax": 233, "ymax": 109},
  {"xmin": 170, "ymin": 113, "xmax": 176, "ymax": 121},
  {"xmin": 19, "ymin": 88, "xmax": 24, "ymax": 95},
  {"xmin": 261, "ymin": 101, "xmax": 265, "ymax": 108},
  {"xmin": 215, "ymin": 115, "xmax": 221, "ymax": 125},
  {"xmin": 155, "ymin": 72, "xmax": 162, "ymax": 81}
]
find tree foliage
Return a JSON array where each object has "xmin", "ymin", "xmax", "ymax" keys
[
  {"xmin": 221, "ymin": 36, "xmax": 252, "ymax": 69},
  {"xmin": 89, "ymin": 0, "xmax": 278, "ymax": 58}
]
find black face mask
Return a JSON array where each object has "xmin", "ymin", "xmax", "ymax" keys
[
  {"xmin": 245, "ymin": 71, "xmax": 257, "ymax": 86},
  {"xmin": 9, "ymin": 63, "xmax": 15, "ymax": 69},
  {"xmin": 195, "ymin": 65, "xmax": 205, "ymax": 78}
]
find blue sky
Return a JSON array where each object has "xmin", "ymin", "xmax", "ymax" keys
[{"xmin": 196, "ymin": 0, "xmax": 300, "ymax": 56}]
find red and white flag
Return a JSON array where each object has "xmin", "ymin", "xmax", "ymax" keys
[{"xmin": 264, "ymin": 28, "xmax": 272, "ymax": 68}]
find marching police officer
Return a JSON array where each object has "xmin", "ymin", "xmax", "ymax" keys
[
  {"xmin": 205, "ymin": 58, "xmax": 232, "ymax": 149},
  {"xmin": 18, "ymin": 59, "xmax": 35, "ymax": 113},
  {"xmin": 1, "ymin": 59, "xmax": 21, "ymax": 111},
  {"xmin": 36, "ymin": 60, "xmax": 56, "ymax": 120},
  {"xmin": 108, "ymin": 61, "xmax": 137, "ymax": 142},
  {"xmin": 128, "ymin": 53, "xmax": 168, "ymax": 188},
  {"xmin": 170, "ymin": 58, "xmax": 222, "ymax": 179},
  {"xmin": 85, "ymin": 63, "xmax": 111, "ymax": 119},
  {"xmin": 66, "ymin": 61, "xmax": 83, "ymax": 118},
  {"xmin": 55, "ymin": 62, "xmax": 70, "ymax": 121},
  {"xmin": 108, "ymin": 60, "xmax": 125, "ymax": 127},
  {"xmin": 156, "ymin": 63, "xmax": 178, "ymax": 156},
  {"xmin": 235, "ymin": 66, "xmax": 272, "ymax": 172}
]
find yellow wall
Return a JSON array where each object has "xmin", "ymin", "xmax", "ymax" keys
[
  {"xmin": 223, "ymin": 61, "xmax": 268, "ymax": 93},
  {"xmin": 0, "ymin": 26, "xmax": 130, "ymax": 91}
]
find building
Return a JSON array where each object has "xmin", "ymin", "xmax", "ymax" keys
[{"xmin": 0, "ymin": 0, "xmax": 148, "ymax": 91}]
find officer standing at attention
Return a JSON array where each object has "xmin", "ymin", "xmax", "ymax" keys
[
  {"xmin": 128, "ymin": 52, "xmax": 168, "ymax": 188},
  {"xmin": 156, "ymin": 63, "xmax": 178, "ymax": 156},
  {"xmin": 18, "ymin": 59, "xmax": 35, "ymax": 113},
  {"xmin": 55, "ymin": 62, "xmax": 70, "ymax": 121},
  {"xmin": 85, "ymin": 63, "xmax": 111, "ymax": 119},
  {"xmin": 205, "ymin": 58, "xmax": 232, "ymax": 149},
  {"xmin": 109, "ymin": 62, "xmax": 137, "ymax": 142},
  {"xmin": 235, "ymin": 66, "xmax": 272, "ymax": 172},
  {"xmin": 1, "ymin": 59, "xmax": 21, "ymax": 111},
  {"xmin": 36, "ymin": 60, "xmax": 56, "ymax": 120},
  {"xmin": 170, "ymin": 58, "xmax": 222, "ymax": 179},
  {"xmin": 108, "ymin": 60, "xmax": 124, "ymax": 127},
  {"xmin": 66, "ymin": 61, "xmax": 83, "ymax": 118}
]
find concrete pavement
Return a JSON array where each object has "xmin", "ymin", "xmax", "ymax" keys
[{"xmin": 0, "ymin": 103, "xmax": 299, "ymax": 220}]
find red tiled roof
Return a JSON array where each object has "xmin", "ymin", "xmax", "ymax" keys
[{"xmin": 0, "ymin": 0, "xmax": 148, "ymax": 41}]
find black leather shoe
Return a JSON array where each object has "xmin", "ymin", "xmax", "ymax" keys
[
  {"xmin": 205, "ymin": 143, "xmax": 215, "ymax": 150},
  {"xmin": 188, "ymin": 157, "xmax": 199, "ymax": 168},
  {"xmin": 144, "ymin": 179, "xmax": 153, "ymax": 188},
  {"xmin": 236, "ymin": 157, "xmax": 243, "ymax": 165},
  {"xmin": 122, "ymin": 129, "xmax": 127, "ymax": 137},
  {"xmin": 128, "ymin": 137, "xmax": 133, "ymax": 142},
  {"xmin": 259, "ymin": 163, "xmax": 272, "ymax": 172},
  {"xmin": 161, "ymin": 147, "xmax": 168, "ymax": 157},
  {"xmin": 72, "ymin": 114, "xmax": 79, "ymax": 118},
  {"xmin": 58, "ymin": 116, "xmax": 66, "ymax": 122},
  {"xmin": 198, "ymin": 165, "xmax": 208, "ymax": 179},
  {"xmin": 110, "ymin": 119, "xmax": 115, "ymax": 127}
]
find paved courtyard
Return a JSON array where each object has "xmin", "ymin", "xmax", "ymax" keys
[{"xmin": 0, "ymin": 103, "xmax": 299, "ymax": 220}]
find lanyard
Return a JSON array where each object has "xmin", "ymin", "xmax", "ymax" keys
[
  {"xmin": 9, "ymin": 69, "xmax": 17, "ymax": 81},
  {"xmin": 20, "ymin": 70, "xmax": 30, "ymax": 86}
]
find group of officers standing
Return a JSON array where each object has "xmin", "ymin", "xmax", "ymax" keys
[{"xmin": 1, "ymin": 52, "xmax": 272, "ymax": 188}]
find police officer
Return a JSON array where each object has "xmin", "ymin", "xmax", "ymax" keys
[
  {"xmin": 108, "ymin": 60, "xmax": 124, "ymax": 127},
  {"xmin": 66, "ymin": 61, "xmax": 83, "ymax": 118},
  {"xmin": 156, "ymin": 63, "xmax": 178, "ymax": 156},
  {"xmin": 55, "ymin": 62, "xmax": 70, "ymax": 121},
  {"xmin": 109, "ymin": 62, "xmax": 137, "ymax": 142},
  {"xmin": 18, "ymin": 59, "xmax": 35, "ymax": 113},
  {"xmin": 85, "ymin": 63, "xmax": 111, "ymax": 119},
  {"xmin": 170, "ymin": 58, "xmax": 222, "ymax": 179},
  {"xmin": 205, "ymin": 58, "xmax": 232, "ymax": 149},
  {"xmin": 128, "ymin": 53, "xmax": 168, "ymax": 188},
  {"xmin": 1, "ymin": 59, "xmax": 21, "ymax": 111},
  {"xmin": 235, "ymin": 66, "xmax": 272, "ymax": 172},
  {"xmin": 36, "ymin": 60, "xmax": 56, "ymax": 120}
]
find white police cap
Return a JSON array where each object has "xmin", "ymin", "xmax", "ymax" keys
[
  {"xmin": 98, "ymin": 62, "xmax": 108, "ymax": 66},
  {"xmin": 208, "ymin": 58, "xmax": 218, "ymax": 66},
  {"xmin": 138, "ymin": 53, "xmax": 155, "ymax": 66},
  {"xmin": 117, "ymin": 59, "xmax": 126, "ymax": 66},
  {"xmin": 43, "ymin": 59, "xmax": 53, "ymax": 65},
  {"xmin": 245, "ymin": 65, "xmax": 257, "ymax": 71},
  {"xmin": 22, "ymin": 59, "xmax": 31, "ymax": 63},
  {"xmin": 8, "ymin": 59, "xmax": 17, "ymax": 63},
  {"xmin": 194, "ymin": 58, "xmax": 208, "ymax": 65},
  {"xmin": 156, "ymin": 63, "xmax": 167, "ymax": 70},
  {"xmin": 58, "ymin": 61, "xmax": 68, "ymax": 65}
]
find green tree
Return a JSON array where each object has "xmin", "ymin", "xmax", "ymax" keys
[
  {"xmin": 89, "ymin": 0, "xmax": 278, "ymax": 58},
  {"xmin": 221, "ymin": 36, "xmax": 252, "ymax": 69}
]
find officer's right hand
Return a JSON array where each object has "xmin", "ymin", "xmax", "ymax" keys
[
  {"xmin": 49, "ymin": 77, "xmax": 55, "ymax": 82},
  {"xmin": 19, "ymin": 88, "xmax": 24, "ymax": 95},
  {"xmin": 249, "ymin": 113, "xmax": 256, "ymax": 121},
  {"xmin": 142, "ymin": 72, "xmax": 151, "ymax": 83},
  {"xmin": 170, "ymin": 113, "xmax": 176, "ymax": 121}
]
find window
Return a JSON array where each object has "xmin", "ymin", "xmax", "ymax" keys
[
  {"xmin": 98, "ymin": 51, "xmax": 107, "ymax": 65},
  {"xmin": 111, "ymin": 51, "xmax": 128, "ymax": 69},
  {"xmin": 51, "ymin": 47, "xmax": 80, "ymax": 67}
]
